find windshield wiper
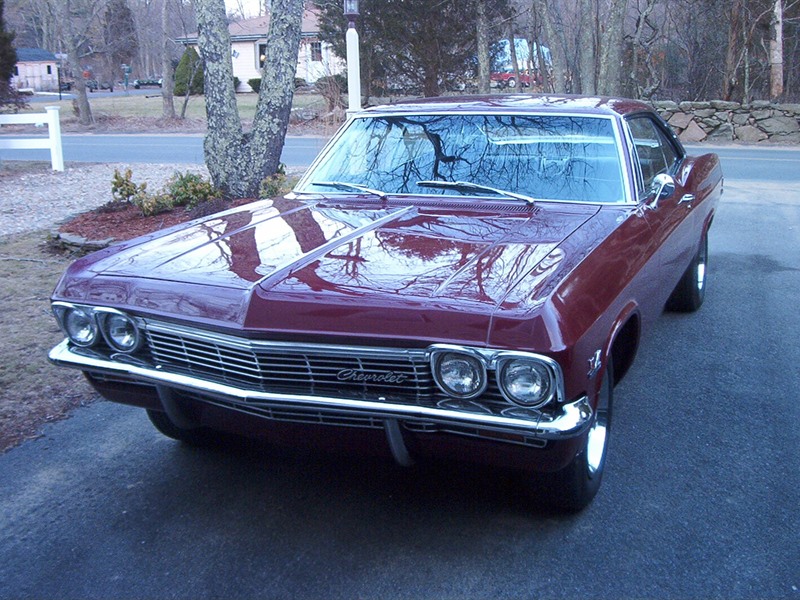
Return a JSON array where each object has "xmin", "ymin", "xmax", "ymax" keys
[
  {"xmin": 309, "ymin": 181, "xmax": 388, "ymax": 201},
  {"xmin": 416, "ymin": 180, "xmax": 536, "ymax": 205}
]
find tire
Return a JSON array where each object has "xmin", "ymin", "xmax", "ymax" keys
[
  {"xmin": 538, "ymin": 360, "xmax": 613, "ymax": 513},
  {"xmin": 507, "ymin": 77, "xmax": 517, "ymax": 88},
  {"xmin": 667, "ymin": 230, "xmax": 708, "ymax": 312},
  {"xmin": 146, "ymin": 409, "xmax": 220, "ymax": 447}
]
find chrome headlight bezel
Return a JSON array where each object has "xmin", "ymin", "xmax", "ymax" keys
[
  {"xmin": 495, "ymin": 354, "xmax": 559, "ymax": 409},
  {"xmin": 52, "ymin": 302, "xmax": 141, "ymax": 353},
  {"xmin": 96, "ymin": 309, "xmax": 142, "ymax": 353},
  {"xmin": 429, "ymin": 344, "xmax": 563, "ymax": 409},
  {"xmin": 430, "ymin": 347, "xmax": 488, "ymax": 400},
  {"xmin": 53, "ymin": 302, "xmax": 99, "ymax": 347}
]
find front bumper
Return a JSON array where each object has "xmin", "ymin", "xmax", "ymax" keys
[{"xmin": 49, "ymin": 338, "xmax": 593, "ymax": 443}]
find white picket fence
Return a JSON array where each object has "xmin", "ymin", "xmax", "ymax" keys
[{"xmin": 0, "ymin": 106, "xmax": 64, "ymax": 171}]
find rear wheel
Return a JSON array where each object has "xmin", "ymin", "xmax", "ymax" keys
[
  {"xmin": 538, "ymin": 360, "xmax": 613, "ymax": 512},
  {"xmin": 667, "ymin": 230, "xmax": 708, "ymax": 312}
]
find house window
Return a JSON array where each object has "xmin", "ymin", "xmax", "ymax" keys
[
  {"xmin": 13, "ymin": 66, "xmax": 18, "ymax": 76},
  {"xmin": 311, "ymin": 41, "xmax": 322, "ymax": 62},
  {"xmin": 258, "ymin": 43, "xmax": 268, "ymax": 69},
  {"xmin": 47, "ymin": 65, "xmax": 52, "ymax": 75}
]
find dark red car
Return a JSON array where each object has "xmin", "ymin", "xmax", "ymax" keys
[
  {"xmin": 490, "ymin": 69, "xmax": 533, "ymax": 88},
  {"xmin": 50, "ymin": 95, "xmax": 722, "ymax": 511}
]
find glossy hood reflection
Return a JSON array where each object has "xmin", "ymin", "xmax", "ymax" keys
[{"xmin": 58, "ymin": 197, "xmax": 603, "ymax": 339}]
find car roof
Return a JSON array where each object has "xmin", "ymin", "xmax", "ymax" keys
[{"xmin": 358, "ymin": 94, "xmax": 653, "ymax": 118}]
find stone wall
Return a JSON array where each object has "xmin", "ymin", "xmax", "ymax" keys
[{"xmin": 651, "ymin": 100, "xmax": 800, "ymax": 144}]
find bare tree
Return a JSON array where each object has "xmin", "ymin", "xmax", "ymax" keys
[
  {"xmin": 195, "ymin": 0, "xmax": 304, "ymax": 197},
  {"xmin": 476, "ymin": 0, "xmax": 491, "ymax": 93},
  {"xmin": 161, "ymin": 0, "xmax": 175, "ymax": 118},
  {"xmin": 770, "ymin": 0, "xmax": 784, "ymax": 98}
]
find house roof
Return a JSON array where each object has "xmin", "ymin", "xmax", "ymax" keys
[
  {"xmin": 15, "ymin": 47, "xmax": 57, "ymax": 62},
  {"xmin": 178, "ymin": 7, "xmax": 320, "ymax": 44}
]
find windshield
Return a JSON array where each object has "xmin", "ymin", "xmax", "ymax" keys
[{"xmin": 297, "ymin": 113, "xmax": 625, "ymax": 203}]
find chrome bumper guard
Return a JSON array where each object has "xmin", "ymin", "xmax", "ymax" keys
[{"xmin": 49, "ymin": 339, "xmax": 593, "ymax": 441}]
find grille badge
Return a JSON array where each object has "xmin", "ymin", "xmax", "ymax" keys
[{"xmin": 336, "ymin": 369, "xmax": 409, "ymax": 384}]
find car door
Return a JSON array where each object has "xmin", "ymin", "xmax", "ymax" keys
[{"xmin": 626, "ymin": 115, "xmax": 696, "ymax": 292}]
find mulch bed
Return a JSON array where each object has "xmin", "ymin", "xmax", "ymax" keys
[{"xmin": 58, "ymin": 198, "xmax": 256, "ymax": 243}]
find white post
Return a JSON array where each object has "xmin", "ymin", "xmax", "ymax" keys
[
  {"xmin": 45, "ymin": 106, "xmax": 64, "ymax": 171},
  {"xmin": 346, "ymin": 24, "xmax": 361, "ymax": 114}
]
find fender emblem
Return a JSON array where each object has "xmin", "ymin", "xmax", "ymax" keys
[{"xmin": 587, "ymin": 350, "xmax": 602, "ymax": 378}]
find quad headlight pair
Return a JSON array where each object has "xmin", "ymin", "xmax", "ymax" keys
[
  {"xmin": 52, "ymin": 302, "xmax": 141, "ymax": 353},
  {"xmin": 430, "ymin": 345, "xmax": 562, "ymax": 409}
]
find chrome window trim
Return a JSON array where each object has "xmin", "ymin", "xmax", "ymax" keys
[{"xmin": 294, "ymin": 110, "xmax": 637, "ymax": 206}]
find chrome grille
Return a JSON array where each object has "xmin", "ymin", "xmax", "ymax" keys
[{"xmin": 142, "ymin": 322, "xmax": 436, "ymax": 402}]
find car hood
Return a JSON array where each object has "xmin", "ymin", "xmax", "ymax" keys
[{"xmin": 55, "ymin": 197, "xmax": 601, "ymax": 344}]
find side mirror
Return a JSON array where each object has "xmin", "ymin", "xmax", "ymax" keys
[{"xmin": 648, "ymin": 173, "xmax": 675, "ymax": 209}]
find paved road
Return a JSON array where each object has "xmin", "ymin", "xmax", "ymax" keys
[
  {"xmin": 0, "ymin": 134, "xmax": 329, "ymax": 168},
  {"xmin": 0, "ymin": 152, "xmax": 798, "ymax": 598},
  {"xmin": 2, "ymin": 134, "xmax": 799, "ymax": 180}
]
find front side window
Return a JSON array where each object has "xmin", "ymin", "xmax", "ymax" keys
[
  {"xmin": 627, "ymin": 116, "xmax": 680, "ymax": 195},
  {"xmin": 298, "ymin": 114, "xmax": 625, "ymax": 203}
]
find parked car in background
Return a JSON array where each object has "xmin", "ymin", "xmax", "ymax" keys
[
  {"xmin": 49, "ymin": 95, "xmax": 722, "ymax": 512},
  {"xmin": 85, "ymin": 80, "xmax": 114, "ymax": 92},
  {"xmin": 133, "ymin": 77, "xmax": 162, "ymax": 89},
  {"xmin": 490, "ymin": 69, "xmax": 532, "ymax": 89}
]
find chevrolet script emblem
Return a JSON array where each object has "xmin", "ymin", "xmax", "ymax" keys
[{"xmin": 336, "ymin": 369, "xmax": 409, "ymax": 384}]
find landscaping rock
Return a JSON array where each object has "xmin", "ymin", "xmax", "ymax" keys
[{"xmin": 734, "ymin": 125, "xmax": 768, "ymax": 143}]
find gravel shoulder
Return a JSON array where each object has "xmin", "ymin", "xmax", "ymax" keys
[
  {"xmin": 0, "ymin": 161, "xmax": 209, "ymax": 236},
  {"xmin": 0, "ymin": 160, "xmax": 209, "ymax": 452}
]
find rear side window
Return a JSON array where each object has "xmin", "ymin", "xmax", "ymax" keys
[{"xmin": 627, "ymin": 117, "xmax": 680, "ymax": 196}]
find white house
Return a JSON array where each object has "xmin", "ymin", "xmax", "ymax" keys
[
  {"xmin": 178, "ymin": 6, "xmax": 343, "ymax": 92},
  {"xmin": 11, "ymin": 48, "xmax": 59, "ymax": 92}
]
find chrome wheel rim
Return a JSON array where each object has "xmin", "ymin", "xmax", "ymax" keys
[
  {"xmin": 586, "ymin": 375, "xmax": 610, "ymax": 477},
  {"xmin": 696, "ymin": 238, "xmax": 708, "ymax": 292}
]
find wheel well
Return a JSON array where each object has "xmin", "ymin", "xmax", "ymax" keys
[{"xmin": 610, "ymin": 315, "xmax": 640, "ymax": 386}]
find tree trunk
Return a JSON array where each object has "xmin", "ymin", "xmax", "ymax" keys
[
  {"xmin": 723, "ymin": 0, "xmax": 743, "ymax": 101},
  {"xmin": 476, "ymin": 0, "xmax": 491, "ymax": 94},
  {"xmin": 249, "ymin": 0, "xmax": 304, "ymax": 186},
  {"xmin": 60, "ymin": 0, "xmax": 93, "ymax": 125},
  {"xmin": 531, "ymin": 0, "xmax": 569, "ymax": 93},
  {"xmin": 161, "ymin": 0, "xmax": 176, "ymax": 119},
  {"xmin": 196, "ymin": 0, "xmax": 303, "ymax": 198},
  {"xmin": 769, "ymin": 0, "xmax": 784, "ymax": 100},
  {"xmin": 508, "ymin": 26, "xmax": 521, "ymax": 93},
  {"xmin": 597, "ymin": 0, "xmax": 628, "ymax": 95},
  {"xmin": 577, "ymin": 0, "xmax": 596, "ymax": 94}
]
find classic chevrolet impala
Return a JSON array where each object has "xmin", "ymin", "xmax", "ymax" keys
[{"xmin": 49, "ymin": 95, "xmax": 722, "ymax": 511}]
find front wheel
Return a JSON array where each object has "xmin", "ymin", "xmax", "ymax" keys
[
  {"xmin": 506, "ymin": 77, "xmax": 517, "ymax": 88},
  {"xmin": 147, "ymin": 409, "xmax": 221, "ymax": 447},
  {"xmin": 667, "ymin": 230, "xmax": 708, "ymax": 312},
  {"xmin": 537, "ymin": 360, "xmax": 613, "ymax": 512}
]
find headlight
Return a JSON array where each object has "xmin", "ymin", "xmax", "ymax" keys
[
  {"xmin": 433, "ymin": 351, "xmax": 487, "ymax": 398},
  {"xmin": 99, "ymin": 312, "xmax": 140, "ymax": 353},
  {"xmin": 497, "ymin": 359, "xmax": 554, "ymax": 408},
  {"xmin": 61, "ymin": 306, "xmax": 98, "ymax": 347}
]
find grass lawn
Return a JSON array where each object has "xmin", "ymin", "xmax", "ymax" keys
[{"xmin": 21, "ymin": 91, "xmax": 330, "ymax": 123}]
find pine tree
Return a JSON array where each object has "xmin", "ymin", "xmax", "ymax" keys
[
  {"xmin": 0, "ymin": 0, "xmax": 16, "ymax": 83},
  {"xmin": 174, "ymin": 47, "xmax": 204, "ymax": 96},
  {"xmin": 0, "ymin": 0, "xmax": 22, "ymax": 110}
]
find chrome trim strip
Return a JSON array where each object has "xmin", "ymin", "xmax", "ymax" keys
[{"xmin": 49, "ymin": 339, "xmax": 591, "ymax": 440}]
